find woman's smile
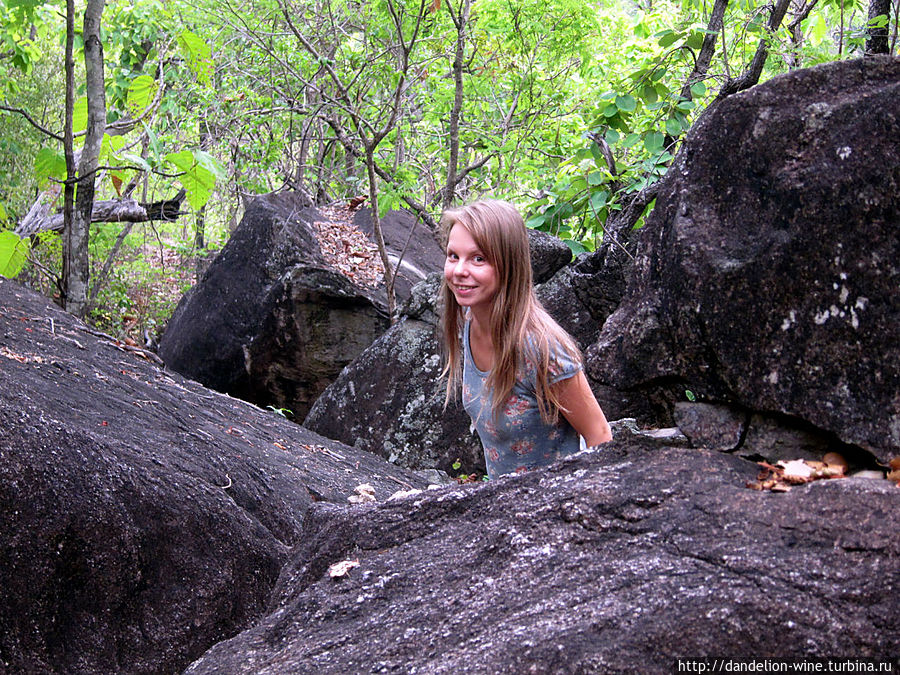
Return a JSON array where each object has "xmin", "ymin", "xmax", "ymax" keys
[{"xmin": 444, "ymin": 225, "xmax": 499, "ymax": 311}]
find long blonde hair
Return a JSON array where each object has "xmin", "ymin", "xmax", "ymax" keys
[{"xmin": 440, "ymin": 199, "xmax": 581, "ymax": 424}]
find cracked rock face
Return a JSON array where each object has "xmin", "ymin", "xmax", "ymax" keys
[
  {"xmin": 0, "ymin": 277, "xmax": 428, "ymax": 674},
  {"xmin": 159, "ymin": 195, "xmax": 446, "ymax": 419},
  {"xmin": 185, "ymin": 440, "xmax": 900, "ymax": 674},
  {"xmin": 589, "ymin": 58, "xmax": 900, "ymax": 464}
]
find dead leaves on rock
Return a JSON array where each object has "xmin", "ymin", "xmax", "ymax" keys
[
  {"xmin": 316, "ymin": 206, "xmax": 383, "ymax": 289},
  {"xmin": 748, "ymin": 456, "xmax": 848, "ymax": 492},
  {"xmin": 888, "ymin": 457, "xmax": 900, "ymax": 486}
]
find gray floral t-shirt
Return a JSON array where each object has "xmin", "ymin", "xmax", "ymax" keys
[{"xmin": 462, "ymin": 319, "xmax": 583, "ymax": 479}]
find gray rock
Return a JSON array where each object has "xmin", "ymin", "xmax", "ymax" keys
[
  {"xmin": 185, "ymin": 441, "xmax": 900, "ymax": 673},
  {"xmin": 590, "ymin": 57, "xmax": 900, "ymax": 464},
  {"xmin": 527, "ymin": 227, "xmax": 572, "ymax": 284},
  {"xmin": 674, "ymin": 401, "xmax": 748, "ymax": 452},
  {"xmin": 159, "ymin": 195, "xmax": 445, "ymax": 419},
  {"xmin": 739, "ymin": 412, "xmax": 838, "ymax": 463},
  {"xmin": 0, "ymin": 277, "xmax": 427, "ymax": 674}
]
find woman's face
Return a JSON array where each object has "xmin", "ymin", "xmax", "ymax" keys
[{"xmin": 444, "ymin": 224, "xmax": 499, "ymax": 313}]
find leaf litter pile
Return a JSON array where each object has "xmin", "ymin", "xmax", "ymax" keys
[{"xmin": 315, "ymin": 205, "xmax": 383, "ymax": 289}]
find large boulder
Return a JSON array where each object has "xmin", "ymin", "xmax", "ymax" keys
[
  {"xmin": 185, "ymin": 441, "xmax": 900, "ymax": 673},
  {"xmin": 590, "ymin": 57, "xmax": 900, "ymax": 464},
  {"xmin": 159, "ymin": 194, "xmax": 444, "ymax": 419},
  {"xmin": 0, "ymin": 277, "xmax": 427, "ymax": 674}
]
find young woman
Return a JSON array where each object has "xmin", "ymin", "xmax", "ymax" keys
[{"xmin": 441, "ymin": 199, "xmax": 612, "ymax": 479}]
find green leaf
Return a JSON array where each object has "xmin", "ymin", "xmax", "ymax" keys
[
  {"xmin": 639, "ymin": 84, "xmax": 658, "ymax": 104},
  {"xmin": 589, "ymin": 190, "xmax": 609, "ymax": 211},
  {"xmin": 656, "ymin": 29, "xmax": 681, "ymax": 47},
  {"xmin": 665, "ymin": 117, "xmax": 682, "ymax": 136},
  {"xmin": 623, "ymin": 133, "xmax": 641, "ymax": 148},
  {"xmin": 126, "ymin": 75, "xmax": 157, "ymax": 117},
  {"xmin": 34, "ymin": 147, "xmax": 67, "ymax": 185},
  {"xmin": 192, "ymin": 150, "xmax": 227, "ymax": 180},
  {"xmin": 525, "ymin": 213, "xmax": 548, "ymax": 229},
  {"xmin": 0, "ymin": 231, "xmax": 30, "ymax": 279},
  {"xmin": 563, "ymin": 238, "xmax": 587, "ymax": 255},
  {"xmin": 685, "ymin": 30, "xmax": 705, "ymax": 50},
  {"xmin": 119, "ymin": 152, "xmax": 152, "ymax": 172},
  {"xmin": 177, "ymin": 30, "xmax": 213, "ymax": 86},
  {"xmin": 615, "ymin": 94, "xmax": 636, "ymax": 113},
  {"xmin": 587, "ymin": 172, "xmax": 605, "ymax": 186},
  {"xmin": 644, "ymin": 131, "xmax": 665, "ymax": 152},
  {"xmin": 690, "ymin": 81, "xmax": 707, "ymax": 98},
  {"xmin": 602, "ymin": 103, "xmax": 618, "ymax": 118},
  {"xmin": 73, "ymin": 96, "xmax": 88, "ymax": 133},
  {"xmin": 604, "ymin": 129, "xmax": 620, "ymax": 146},
  {"xmin": 166, "ymin": 150, "xmax": 216, "ymax": 211}
]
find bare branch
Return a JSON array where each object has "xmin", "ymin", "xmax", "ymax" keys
[{"xmin": 0, "ymin": 105, "xmax": 64, "ymax": 141}]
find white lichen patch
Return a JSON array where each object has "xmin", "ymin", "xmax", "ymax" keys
[
  {"xmin": 766, "ymin": 370, "xmax": 779, "ymax": 385},
  {"xmin": 837, "ymin": 146, "xmax": 852, "ymax": 160},
  {"xmin": 781, "ymin": 310, "xmax": 797, "ymax": 331}
]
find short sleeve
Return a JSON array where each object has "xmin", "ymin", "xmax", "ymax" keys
[{"xmin": 547, "ymin": 345, "xmax": 581, "ymax": 384}]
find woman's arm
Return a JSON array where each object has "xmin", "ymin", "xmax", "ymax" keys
[{"xmin": 553, "ymin": 370, "xmax": 612, "ymax": 447}]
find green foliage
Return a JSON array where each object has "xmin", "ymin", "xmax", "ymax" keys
[
  {"xmin": 2, "ymin": 0, "xmax": 883, "ymax": 333},
  {"xmin": 0, "ymin": 230, "xmax": 30, "ymax": 278}
]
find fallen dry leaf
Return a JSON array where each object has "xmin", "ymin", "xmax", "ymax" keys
[
  {"xmin": 328, "ymin": 559, "xmax": 360, "ymax": 578},
  {"xmin": 747, "ymin": 457, "xmax": 848, "ymax": 492},
  {"xmin": 348, "ymin": 483, "xmax": 376, "ymax": 504}
]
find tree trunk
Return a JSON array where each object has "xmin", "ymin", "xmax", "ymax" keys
[
  {"xmin": 365, "ymin": 146, "xmax": 396, "ymax": 320},
  {"xmin": 63, "ymin": 0, "xmax": 107, "ymax": 317},
  {"xmin": 865, "ymin": 0, "xmax": 891, "ymax": 54},
  {"xmin": 715, "ymin": 0, "xmax": 792, "ymax": 100},
  {"xmin": 61, "ymin": 0, "xmax": 77, "ymax": 308},
  {"xmin": 443, "ymin": 0, "xmax": 472, "ymax": 210}
]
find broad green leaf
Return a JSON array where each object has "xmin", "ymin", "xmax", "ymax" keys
[
  {"xmin": 120, "ymin": 152, "xmax": 152, "ymax": 172},
  {"xmin": 590, "ymin": 190, "xmax": 608, "ymax": 211},
  {"xmin": 602, "ymin": 103, "xmax": 618, "ymax": 118},
  {"xmin": 623, "ymin": 133, "xmax": 641, "ymax": 148},
  {"xmin": 604, "ymin": 129, "xmax": 620, "ymax": 145},
  {"xmin": 193, "ymin": 150, "xmax": 226, "ymax": 179},
  {"xmin": 656, "ymin": 29, "xmax": 681, "ymax": 48},
  {"xmin": 177, "ymin": 30, "xmax": 213, "ymax": 86},
  {"xmin": 615, "ymin": 94, "xmax": 636, "ymax": 113},
  {"xmin": 73, "ymin": 96, "xmax": 88, "ymax": 133},
  {"xmin": 166, "ymin": 150, "xmax": 216, "ymax": 211},
  {"xmin": 34, "ymin": 147, "xmax": 66, "ymax": 184},
  {"xmin": 525, "ymin": 213, "xmax": 547, "ymax": 229},
  {"xmin": 563, "ymin": 238, "xmax": 587, "ymax": 255},
  {"xmin": 587, "ymin": 172, "xmax": 605, "ymax": 186},
  {"xmin": 665, "ymin": 117, "xmax": 682, "ymax": 136},
  {"xmin": 0, "ymin": 231, "xmax": 30, "ymax": 279},
  {"xmin": 685, "ymin": 31, "xmax": 704, "ymax": 50},
  {"xmin": 644, "ymin": 131, "xmax": 665, "ymax": 152},
  {"xmin": 639, "ymin": 84, "xmax": 658, "ymax": 103},
  {"xmin": 690, "ymin": 81, "xmax": 707, "ymax": 97},
  {"xmin": 676, "ymin": 99, "xmax": 696, "ymax": 112},
  {"xmin": 126, "ymin": 75, "xmax": 157, "ymax": 117},
  {"xmin": 808, "ymin": 13, "xmax": 828, "ymax": 44}
]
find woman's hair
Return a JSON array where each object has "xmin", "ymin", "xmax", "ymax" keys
[{"xmin": 440, "ymin": 199, "xmax": 582, "ymax": 425}]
